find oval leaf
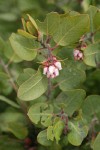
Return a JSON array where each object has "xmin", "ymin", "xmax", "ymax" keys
[
  {"xmin": 18, "ymin": 70, "xmax": 48, "ymax": 101},
  {"xmin": 28, "ymin": 103, "xmax": 53, "ymax": 125},
  {"xmin": 68, "ymin": 120, "xmax": 88, "ymax": 146},
  {"xmin": 9, "ymin": 33, "xmax": 39, "ymax": 61},
  {"xmin": 55, "ymin": 89, "xmax": 86, "ymax": 116},
  {"xmin": 37, "ymin": 130, "xmax": 53, "ymax": 146}
]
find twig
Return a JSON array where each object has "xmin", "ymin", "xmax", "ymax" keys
[
  {"xmin": 0, "ymin": 58, "xmax": 18, "ymax": 92},
  {"xmin": 0, "ymin": 58, "xmax": 32, "ymax": 127},
  {"xmin": 51, "ymin": 44, "xmax": 58, "ymax": 51},
  {"xmin": 46, "ymin": 78, "xmax": 52, "ymax": 100},
  {"xmin": 6, "ymin": 53, "xmax": 16, "ymax": 68},
  {"xmin": 37, "ymin": 36, "xmax": 59, "ymax": 100}
]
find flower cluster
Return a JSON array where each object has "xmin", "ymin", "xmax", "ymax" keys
[
  {"xmin": 43, "ymin": 56, "xmax": 62, "ymax": 78},
  {"xmin": 73, "ymin": 49, "xmax": 83, "ymax": 60}
]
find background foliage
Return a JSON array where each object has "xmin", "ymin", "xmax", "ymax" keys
[{"xmin": 0, "ymin": 0, "xmax": 100, "ymax": 150}]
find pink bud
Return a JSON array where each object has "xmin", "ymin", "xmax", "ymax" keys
[
  {"xmin": 74, "ymin": 49, "xmax": 83, "ymax": 60},
  {"xmin": 52, "ymin": 56, "xmax": 57, "ymax": 61},
  {"xmin": 73, "ymin": 49, "xmax": 80, "ymax": 57}
]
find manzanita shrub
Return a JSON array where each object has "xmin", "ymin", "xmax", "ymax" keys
[{"xmin": 0, "ymin": 5, "xmax": 100, "ymax": 150}]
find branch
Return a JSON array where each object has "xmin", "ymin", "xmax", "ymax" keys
[
  {"xmin": 0, "ymin": 58, "xmax": 32, "ymax": 127},
  {"xmin": 46, "ymin": 78, "xmax": 52, "ymax": 100},
  {"xmin": 0, "ymin": 58, "xmax": 18, "ymax": 92}
]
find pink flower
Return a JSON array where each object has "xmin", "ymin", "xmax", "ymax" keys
[
  {"xmin": 43, "ymin": 56, "xmax": 62, "ymax": 78},
  {"xmin": 73, "ymin": 49, "xmax": 83, "ymax": 60},
  {"xmin": 48, "ymin": 66, "xmax": 55, "ymax": 74},
  {"xmin": 54, "ymin": 62, "xmax": 62, "ymax": 70}
]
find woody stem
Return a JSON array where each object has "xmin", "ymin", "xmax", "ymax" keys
[{"xmin": 0, "ymin": 58, "xmax": 32, "ymax": 127}]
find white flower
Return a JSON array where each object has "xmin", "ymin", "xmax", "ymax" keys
[
  {"xmin": 55, "ymin": 62, "xmax": 62, "ymax": 70},
  {"xmin": 43, "ymin": 67, "xmax": 48, "ymax": 75},
  {"xmin": 45, "ymin": 65, "xmax": 60, "ymax": 78},
  {"xmin": 48, "ymin": 66, "xmax": 55, "ymax": 74},
  {"xmin": 54, "ymin": 68, "xmax": 59, "ymax": 76},
  {"xmin": 51, "ymin": 74, "xmax": 55, "ymax": 78},
  {"xmin": 43, "ymin": 56, "xmax": 62, "ymax": 79},
  {"xmin": 78, "ymin": 53, "xmax": 83, "ymax": 58}
]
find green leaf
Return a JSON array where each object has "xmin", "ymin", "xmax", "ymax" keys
[
  {"xmin": 17, "ymin": 68, "xmax": 36, "ymax": 86},
  {"xmin": 4, "ymin": 41, "xmax": 22, "ymax": 63},
  {"xmin": 28, "ymin": 103, "xmax": 53, "ymax": 125},
  {"xmin": 0, "ymin": 95, "xmax": 20, "ymax": 108},
  {"xmin": 56, "ymin": 66, "xmax": 86, "ymax": 91},
  {"xmin": 28, "ymin": 103, "xmax": 42, "ymax": 124},
  {"xmin": 0, "ymin": 36, "xmax": 4, "ymax": 50},
  {"xmin": 0, "ymin": 36, "xmax": 5, "ymax": 56},
  {"xmin": 47, "ymin": 120, "xmax": 65, "ymax": 143},
  {"xmin": 8, "ymin": 122, "xmax": 28, "ymax": 139},
  {"xmin": 53, "ymin": 120, "xmax": 65, "ymax": 143},
  {"xmin": 26, "ymin": 21, "xmax": 37, "ymax": 35},
  {"xmin": 93, "ymin": 10, "xmax": 100, "ymax": 31},
  {"xmin": 41, "ymin": 115, "xmax": 53, "ymax": 127},
  {"xmin": 82, "ymin": 95, "xmax": 100, "ymax": 120},
  {"xmin": 47, "ymin": 126, "xmax": 54, "ymax": 141},
  {"xmin": 18, "ymin": 29, "xmax": 37, "ymax": 39},
  {"xmin": 83, "ymin": 43, "xmax": 100, "ymax": 67},
  {"xmin": 21, "ymin": 18, "xmax": 27, "ymax": 31},
  {"xmin": 37, "ymin": 130, "xmax": 53, "ymax": 146},
  {"xmin": 87, "ymin": 6, "xmax": 100, "ymax": 32},
  {"xmin": 87, "ymin": 6, "xmax": 97, "ymax": 31},
  {"xmin": 55, "ymin": 89, "xmax": 86, "ymax": 116},
  {"xmin": 27, "ymin": 14, "xmax": 38, "ymax": 30},
  {"xmin": 37, "ymin": 12, "xmax": 60, "ymax": 35},
  {"xmin": 92, "ymin": 133, "xmax": 100, "ymax": 150},
  {"xmin": 68, "ymin": 120, "xmax": 88, "ymax": 146},
  {"xmin": 0, "ymin": 109, "xmax": 27, "ymax": 138},
  {"xmin": 9, "ymin": 33, "xmax": 39, "ymax": 61},
  {"xmin": 53, "ymin": 14, "xmax": 90, "ymax": 46},
  {"xmin": 18, "ymin": 70, "xmax": 48, "ymax": 101}
]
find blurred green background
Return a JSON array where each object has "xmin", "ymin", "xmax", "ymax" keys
[{"xmin": 0, "ymin": 1, "xmax": 100, "ymax": 150}]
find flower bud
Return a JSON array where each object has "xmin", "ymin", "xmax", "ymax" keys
[
  {"xmin": 73, "ymin": 49, "xmax": 80, "ymax": 57},
  {"xmin": 73, "ymin": 49, "xmax": 83, "ymax": 60},
  {"xmin": 81, "ymin": 43, "xmax": 87, "ymax": 50}
]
